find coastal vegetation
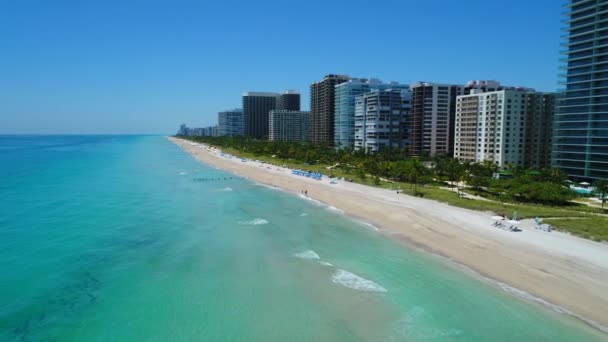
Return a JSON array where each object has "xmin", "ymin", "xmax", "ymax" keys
[{"xmin": 177, "ymin": 135, "xmax": 608, "ymax": 241}]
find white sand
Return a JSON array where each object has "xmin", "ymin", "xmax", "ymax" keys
[{"xmin": 171, "ymin": 137, "xmax": 608, "ymax": 332}]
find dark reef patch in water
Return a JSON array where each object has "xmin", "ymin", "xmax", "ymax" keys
[{"xmin": 9, "ymin": 272, "xmax": 102, "ymax": 341}]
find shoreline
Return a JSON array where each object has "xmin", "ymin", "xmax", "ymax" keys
[{"xmin": 169, "ymin": 137, "xmax": 608, "ymax": 334}]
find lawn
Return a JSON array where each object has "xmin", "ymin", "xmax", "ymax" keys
[{"xmin": 543, "ymin": 218, "xmax": 608, "ymax": 242}]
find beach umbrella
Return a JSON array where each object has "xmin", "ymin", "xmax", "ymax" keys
[
  {"xmin": 491, "ymin": 216, "xmax": 504, "ymax": 220},
  {"xmin": 507, "ymin": 220, "xmax": 520, "ymax": 225},
  {"xmin": 580, "ymin": 182, "xmax": 590, "ymax": 186}
]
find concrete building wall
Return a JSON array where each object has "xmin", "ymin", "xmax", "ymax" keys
[
  {"xmin": 454, "ymin": 90, "xmax": 555, "ymax": 168},
  {"xmin": 277, "ymin": 90, "xmax": 301, "ymax": 111},
  {"xmin": 309, "ymin": 74, "xmax": 349, "ymax": 145},
  {"xmin": 354, "ymin": 88, "xmax": 410, "ymax": 152},
  {"xmin": 269, "ymin": 110, "xmax": 309, "ymax": 142},
  {"xmin": 243, "ymin": 92, "xmax": 279, "ymax": 138},
  {"xmin": 409, "ymin": 82, "xmax": 464, "ymax": 157}
]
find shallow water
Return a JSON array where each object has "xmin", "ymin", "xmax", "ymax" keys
[{"xmin": 0, "ymin": 135, "xmax": 603, "ymax": 341}]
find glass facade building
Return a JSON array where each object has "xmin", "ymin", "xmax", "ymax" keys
[
  {"xmin": 334, "ymin": 79, "xmax": 404, "ymax": 149},
  {"xmin": 555, "ymin": 0, "xmax": 608, "ymax": 180},
  {"xmin": 218, "ymin": 109, "xmax": 244, "ymax": 136}
]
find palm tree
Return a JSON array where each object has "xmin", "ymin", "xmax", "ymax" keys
[
  {"xmin": 594, "ymin": 179, "xmax": 608, "ymax": 209},
  {"xmin": 405, "ymin": 158, "xmax": 426, "ymax": 193}
]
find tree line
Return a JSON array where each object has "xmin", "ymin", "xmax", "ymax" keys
[{"xmin": 178, "ymin": 135, "xmax": 607, "ymax": 206}]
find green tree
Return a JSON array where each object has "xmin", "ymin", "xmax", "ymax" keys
[
  {"xmin": 405, "ymin": 158, "xmax": 427, "ymax": 193},
  {"xmin": 594, "ymin": 179, "xmax": 608, "ymax": 209}
]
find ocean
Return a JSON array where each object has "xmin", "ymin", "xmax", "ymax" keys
[{"xmin": 0, "ymin": 135, "xmax": 603, "ymax": 341}]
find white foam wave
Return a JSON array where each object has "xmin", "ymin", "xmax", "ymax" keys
[
  {"xmin": 294, "ymin": 250, "xmax": 320, "ymax": 260},
  {"xmin": 255, "ymin": 183, "xmax": 283, "ymax": 192},
  {"xmin": 484, "ymin": 277, "xmax": 608, "ymax": 333},
  {"xmin": 238, "ymin": 218, "xmax": 269, "ymax": 226},
  {"xmin": 326, "ymin": 206, "xmax": 344, "ymax": 214},
  {"xmin": 222, "ymin": 187, "xmax": 233, "ymax": 192},
  {"xmin": 320, "ymin": 261, "xmax": 334, "ymax": 267},
  {"xmin": 359, "ymin": 220, "xmax": 380, "ymax": 231},
  {"xmin": 298, "ymin": 194, "xmax": 323, "ymax": 205},
  {"xmin": 332, "ymin": 269, "xmax": 387, "ymax": 293},
  {"xmin": 396, "ymin": 307, "xmax": 464, "ymax": 338},
  {"xmin": 179, "ymin": 172, "xmax": 188, "ymax": 175},
  {"xmin": 299, "ymin": 213, "xmax": 308, "ymax": 217}
]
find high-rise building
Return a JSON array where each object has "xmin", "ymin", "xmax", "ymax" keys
[
  {"xmin": 178, "ymin": 123, "xmax": 188, "ymax": 135},
  {"xmin": 176, "ymin": 124, "xmax": 217, "ymax": 137},
  {"xmin": 524, "ymin": 92, "xmax": 556, "ymax": 168},
  {"xmin": 554, "ymin": 0, "xmax": 608, "ymax": 180},
  {"xmin": 409, "ymin": 82, "xmax": 464, "ymax": 157},
  {"xmin": 269, "ymin": 110, "xmax": 309, "ymax": 142},
  {"xmin": 354, "ymin": 87, "xmax": 411, "ymax": 152},
  {"xmin": 309, "ymin": 74, "xmax": 350, "ymax": 145},
  {"xmin": 277, "ymin": 90, "xmax": 301, "ymax": 111},
  {"xmin": 218, "ymin": 109, "xmax": 244, "ymax": 136},
  {"xmin": 243, "ymin": 92, "xmax": 279, "ymax": 138},
  {"xmin": 464, "ymin": 80, "xmax": 506, "ymax": 94},
  {"xmin": 334, "ymin": 78, "xmax": 393, "ymax": 149},
  {"xmin": 454, "ymin": 89, "xmax": 555, "ymax": 168}
]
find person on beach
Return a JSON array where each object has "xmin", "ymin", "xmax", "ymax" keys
[{"xmin": 304, "ymin": 190, "xmax": 308, "ymax": 196}]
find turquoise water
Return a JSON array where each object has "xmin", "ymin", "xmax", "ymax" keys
[{"xmin": 0, "ymin": 135, "xmax": 603, "ymax": 341}]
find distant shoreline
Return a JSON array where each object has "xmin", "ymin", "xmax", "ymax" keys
[{"xmin": 169, "ymin": 136, "xmax": 608, "ymax": 335}]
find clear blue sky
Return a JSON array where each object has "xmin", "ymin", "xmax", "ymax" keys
[{"xmin": 0, "ymin": 0, "xmax": 563, "ymax": 134}]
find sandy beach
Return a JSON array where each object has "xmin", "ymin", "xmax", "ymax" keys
[{"xmin": 170, "ymin": 137, "xmax": 608, "ymax": 333}]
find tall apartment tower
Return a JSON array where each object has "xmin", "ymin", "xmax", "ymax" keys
[
  {"xmin": 277, "ymin": 90, "xmax": 301, "ymax": 111},
  {"xmin": 242, "ymin": 92, "xmax": 279, "ymax": 138},
  {"xmin": 269, "ymin": 110, "xmax": 309, "ymax": 142},
  {"xmin": 554, "ymin": 0, "xmax": 608, "ymax": 180},
  {"xmin": 525, "ymin": 93, "xmax": 555, "ymax": 168},
  {"xmin": 334, "ymin": 78, "xmax": 389, "ymax": 149},
  {"xmin": 218, "ymin": 109, "xmax": 244, "ymax": 136},
  {"xmin": 464, "ymin": 80, "xmax": 505, "ymax": 94},
  {"xmin": 409, "ymin": 83, "xmax": 464, "ymax": 156},
  {"xmin": 354, "ymin": 87, "xmax": 411, "ymax": 152},
  {"xmin": 454, "ymin": 89, "xmax": 555, "ymax": 168},
  {"xmin": 309, "ymin": 74, "xmax": 349, "ymax": 145}
]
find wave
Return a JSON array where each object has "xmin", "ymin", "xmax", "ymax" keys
[
  {"xmin": 332, "ymin": 269, "xmax": 387, "ymax": 293},
  {"xmin": 319, "ymin": 261, "xmax": 334, "ymax": 267},
  {"xmin": 299, "ymin": 213, "xmax": 308, "ymax": 217},
  {"xmin": 179, "ymin": 172, "xmax": 188, "ymax": 175},
  {"xmin": 255, "ymin": 183, "xmax": 283, "ymax": 192},
  {"xmin": 359, "ymin": 220, "xmax": 380, "ymax": 231},
  {"xmin": 294, "ymin": 250, "xmax": 320, "ymax": 260},
  {"xmin": 298, "ymin": 194, "xmax": 323, "ymax": 205},
  {"xmin": 395, "ymin": 306, "xmax": 463, "ymax": 338},
  {"xmin": 222, "ymin": 187, "xmax": 233, "ymax": 192},
  {"xmin": 238, "ymin": 218, "xmax": 269, "ymax": 226},
  {"xmin": 483, "ymin": 277, "xmax": 608, "ymax": 333},
  {"xmin": 297, "ymin": 195, "xmax": 344, "ymax": 214},
  {"xmin": 326, "ymin": 206, "xmax": 344, "ymax": 214}
]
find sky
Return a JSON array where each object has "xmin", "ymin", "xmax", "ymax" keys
[{"xmin": 0, "ymin": 0, "xmax": 563, "ymax": 134}]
